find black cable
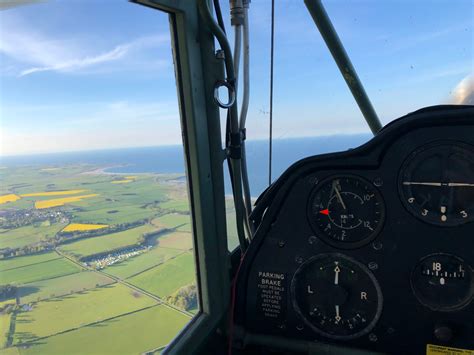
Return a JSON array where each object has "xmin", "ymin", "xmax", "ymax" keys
[
  {"xmin": 268, "ymin": 0, "xmax": 275, "ymax": 186},
  {"xmin": 213, "ymin": 0, "xmax": 226, "ymax": 34}
]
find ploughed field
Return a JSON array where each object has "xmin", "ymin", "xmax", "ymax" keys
[{"xmin": 0, "ymin": 165, "xmax": 196, "ymax": 354}]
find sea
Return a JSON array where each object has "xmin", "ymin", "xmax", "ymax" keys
[{"xmin": 1, "ymin": 134, "xmax": 371, "ymax": 197}]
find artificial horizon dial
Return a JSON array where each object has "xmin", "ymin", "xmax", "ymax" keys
[
  {"xmin": 308, "ymin": 175, "xmax": 385, "ymax": 248},
  {"xmin": 291, "ymin": 254, "xmax": 383, "ymax": 340},
  {"xmin": 399, "ymin": 142, "xmax": 474, "ymax": 226}
]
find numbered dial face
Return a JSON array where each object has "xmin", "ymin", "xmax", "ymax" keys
[
  {"xmin": 308, "ymin": 175, "xmax": 385, "ymax": 248},
  {"xmin": 291, "ymin": 254, "xmax": 383, "ymax": 340},
  {"xmin": 411, "ymin": 254, "xmax": 474, "ymax": 311},
  {"xmin": 399, "ymin": 142, "xmax": 474, "ymax": 226}
]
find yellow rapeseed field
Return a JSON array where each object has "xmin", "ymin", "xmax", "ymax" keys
[
  {"xmin": 35, "ymin": 194, "xmax": 99, "ymax": 209},
  {"xmin": 125, "ymin": 176, "xmax": 137, "ymax": 179},
  {"xmin": 21, "ymin": 190, "xmax": 86, "ymax": 197},
  {"xmin": 111, "ymin": 179, "xmax": 134, "ymax": 184},
  {"xmin": 0, "ymin": 194, "xmax": 21, "ymax": 204},
  {"xmin": 63, "ymin": 223, "xmax": 109, "ymax": 232}
]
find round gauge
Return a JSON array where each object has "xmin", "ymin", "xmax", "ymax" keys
[
  {"xmin": 399, "ymin": 142, "xmax": 474, "ymax": 226},
  {"xmin": 411, "ymin": 253, "xmax": 473, "ymax": 311},
  {"xmin": 308, "ymin": 175, "xmax": 385, "ymax": 248},
  {"xmin": 291, "ymin": 253, "xmax": 383, "ymax": 340}
]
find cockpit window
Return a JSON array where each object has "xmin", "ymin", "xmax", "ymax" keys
[
  {"xmin": 0, "ymin": 2, "xmax": 198, "ymax": 353},
  {"xmin": 219, "ymin": 0, "xmax": 473, "ymax": 200}
]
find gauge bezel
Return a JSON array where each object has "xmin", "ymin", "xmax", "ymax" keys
[
  {"xmin": 410, "ymin": 253, "xmax": 474, "ymax": 312},
  {"xmin": 307, "ymin": 174, "xmax": 386, "ymax": 249},
  {"xmin": 398, "ymin": 140, "xmax": 474, "ymax": 227},
  {"xmin": 291, "ymin": 253, "xmax": 383, "ymax": 341}
]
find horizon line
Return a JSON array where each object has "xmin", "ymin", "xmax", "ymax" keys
[{"xmin": 0, "ymin": 132, "xmax": 372, "ymax": 158}]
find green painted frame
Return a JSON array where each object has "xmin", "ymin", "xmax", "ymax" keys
[{"xmin": 132, "ymin": 1, "xmax": 231, "ymax": 353}]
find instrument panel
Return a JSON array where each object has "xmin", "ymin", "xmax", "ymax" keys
[{"xmin": 234, "ymin": 106, "xmax": 474, "ymax": 354}]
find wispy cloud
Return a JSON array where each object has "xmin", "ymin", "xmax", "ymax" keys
[
  {"xmin": 19, "ymin": 43, "xmax": 129, "ymax": 76},
  {"xmin": 21, "ymin": 35, "xmax": 168, "ymax": 76},
  {"xmin": 379, "ymin": 22, "xmax": 472, "ymax": 54},
  {"xmin": 0, "ymin": 15, "xmax": 169, "ymax": 76}
]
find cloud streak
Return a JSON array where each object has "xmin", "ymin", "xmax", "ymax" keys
[
  {"xmin": 19, "ymin": 44, "xmax": 129, "ymax": 76},
  {"xmin": 20, "ymin": 35, "xmax": 168, "ymax": 76}
]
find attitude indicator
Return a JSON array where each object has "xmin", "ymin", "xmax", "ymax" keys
[{"xmin": 399, "ymin": 142, "xmax": 474, "ymax": 226}]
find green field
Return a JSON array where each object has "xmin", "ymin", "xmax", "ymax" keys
[
  {"xmin": 0, "ymin": 223, "xmax": 65, "ymax": 250},
  {"xmin": 59, "ymin": 224, "xmax": 158, "ymax": 258},
  {"xmin": 18, "ymin": 271, "xmax": 115, "ymax": 304},
  {"xmin": 0, "ymin": 165, "xmax": 196, "ymax": 353},
  {"xmin": 0, "ymin": 258, "xmax": 81, "ymax": 285},
  {"xmin": 156, "ymin": 232, "xmax": 193, "ymax": 250},
  {"xmin": 13, "ymin": 283, "xmax": 157, "ymax": 344},
  {"xmin": 72, "ymin": 204, "xmax": 157, "ymax": 225},
  {"xmin": 152, "ymin": 213, "xmax": 191, "ymax": 231},
  {"xmin": 0, "ymin": 345, "xmax": 20, "ymax": 355},
  {"xmin": 0, "ymin": 253, "xmax": 61, "ymax": 273},
  {"xmin": 0, "ymin": 312, "xmax": 12, "ymax": 348},
  {"xmin": 158, "ymin": 200, "xmax": 189, "ymax": 212},
  {"xmin": 18, "ymin": 305, "xmax": 190, "ymax": 355},
  {"xmin": 128, "ymin": 252, "xmax": 196, "ymax": 298},
  {"xmin": 105, "ymin": 247, "xmax": 184, "ymax": 280}
]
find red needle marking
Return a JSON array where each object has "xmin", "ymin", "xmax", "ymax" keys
[{"xmin": 320, "ymin": 209, "xmax": 330, "ymax": 216}]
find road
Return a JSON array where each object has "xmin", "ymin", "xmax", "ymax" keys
[{"xmin": 55, "ymin": 248, "xmax": 194, "ymax": 318}]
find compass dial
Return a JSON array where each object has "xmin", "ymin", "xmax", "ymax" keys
[
  {"xmin": 308, "ymin": 175, "xmax": 385, "ymax": 248},
  {"xmin": 291, "ymin": 254, "xmax": 383, "ymax": 340},
  {"xmin": 411, "ymin": 253, "xmax": 473, "ymax": 311}
]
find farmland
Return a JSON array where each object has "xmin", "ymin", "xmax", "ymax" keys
[
  {"xmin": 0, "ymin": 258, "xmax": 81, "ymax": 285},
  {"xmin": 19, "ymin": 305, "xmax": 190, "ymax": 355},
  {"xmin": 34, "ymin": 193, "xmax": 99, "ymax": 209},
  {"xmin": 0, "ymin": 195, "xmax": 21, "ymax": 205},
  {"xmin": 62, "ymin": 223, "xmax": 109, "ymax": 232},
  {"xmin": 128, "ymin": 252, "xmax": 196, "ymax": 298},
  {"xmin": 18, "ymin": 271, "xmax": 114, "ymax": 304},
  {"xmin": 0, "ymin": 164, "xmax": 197, "ymax": 353},
  {"xmin": 59, "ymin": 224, "xmax": 158, "ymax": 259},
  {"xmin": 0, "ymin": 224, "xmax": 66, "ymax": 250},
  {"xmin": 14, "ymin": 283, "xmax": 157, "ymax": 342}
]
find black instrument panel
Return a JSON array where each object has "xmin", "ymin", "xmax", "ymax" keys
[{"xmin": 234, "ymin": 106, "xmax": 474, "ymax": 354}]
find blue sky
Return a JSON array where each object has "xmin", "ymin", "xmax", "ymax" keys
[{"xmin": 0, "ymin": 0, "xmax": 472, "ymax": 156}]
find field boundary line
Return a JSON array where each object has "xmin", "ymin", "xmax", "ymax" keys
[
  {"xmin": 11, "ymin": 269, "xmax": 82, "ymax": 288},
  {"xmin": 0, "ymin": 256, "xmax": 63, "ymax": 273},
  {"xmin": 153, "ymin": 246, "xmax": 193, "ymax": 252},
  {"xmin": 13, "ymin": 304, "xmax": 160, "ymax": 347},
  {"xmin": 5, "ymin": 310, "xmax": 17, "ymax": 348},
  {"xmin": 57, "ymin": 246, "xmax": 194, "ymax": 319},
  {"xmin": 143, "ymin": 345, "xmax": 167, "ymax": 354},
  {"xmin": 57, "ymin": 248, "xmax": 165, "ymax": 306},
  {"xmin": 116, "ymin": 250, "xmax": 189, "ymax": 280},
  {"xmin": 20, "ymin": 278, "xmax": 116, "ymax": 304},
  {"xmin": 120, "ymin": 279, "xmax": 193, "ymax": 318}
]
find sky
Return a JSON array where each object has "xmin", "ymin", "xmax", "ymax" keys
[{"xmin": 0, "ymin": 0, "xmax": 472, "ymax": 156}]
